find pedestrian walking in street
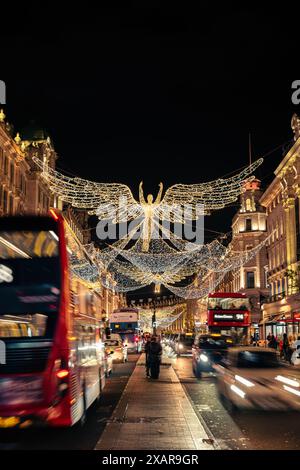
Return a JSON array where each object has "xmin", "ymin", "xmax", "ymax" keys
[
  {"xmin": 292, "ymin": 335, "xmax": 300, "ymax": 351},
  {"xmin": 268, "ymin": 334, "xmax": 278, "ymax": 350},
  {"xmin": 291, "ymin": 335, "xmax": 300, "ymax": 366},
  {"xmin": 267, "ymin": 333, "xmax": 272, "ymax": 343},
  {"xmin": 148, "ymin": 335, "xmax": 162, "ymax": 379},
  {"xmin": 282, "ymin": 333, "xmax": 290, "ymax": 361},
  {"xmin": 144, "ymin": 336, "xmax": 151, "ymax": 378},
  {"xmin": 279, "ymin": 337, "xmax": 284, "ymax": 358}
]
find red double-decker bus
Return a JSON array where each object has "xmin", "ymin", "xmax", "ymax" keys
[
  {"xmin": 0, "ymin": 211, "xmax": 107, "ymax": 428},
  {"xmin": 207, "ymin": 292, "xmax": 251, "ymax": 344}
]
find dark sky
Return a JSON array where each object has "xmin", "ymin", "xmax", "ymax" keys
[{"xmin": 1, "ymin": 4, "xmax": 299, "ymax": 236}]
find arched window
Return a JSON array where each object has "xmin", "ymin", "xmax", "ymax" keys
[{"xmin": 246, "ymin": 198, "xmax": 252, "ymax": 212}]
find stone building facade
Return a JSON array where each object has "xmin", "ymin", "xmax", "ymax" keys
[
  {"xmin": 215, "ymin": 176, "xmax": 269, "ymax": 335},
  {"xmin": 0, "ymin": 110, "xmax": 123, "ymax": 320},
  {"xmin": 0, "ymin": 111, "xmax": 58, "ymax": 216},
  {"xmin": 260, "ymin": 113, "xmax": 300, "ymax": 339},
  {"xmin": 0, "ymin": 110, "xmax": 29, "ymax": 215}
]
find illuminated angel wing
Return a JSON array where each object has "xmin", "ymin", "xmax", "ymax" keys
[
  {"xmin": 33, "ymin": 158, "xmax": 143, "ymax": 222},
  {"xmin": 156, "ymin": 158, "xmax": 263, "ymax": 220}
]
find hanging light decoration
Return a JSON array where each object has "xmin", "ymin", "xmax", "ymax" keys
[{"xmin": 33, "ymin": 156, "xmax": 269, "ymax": 298}]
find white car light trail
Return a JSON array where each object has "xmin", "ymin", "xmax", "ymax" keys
[
  {"xmin": 275, "ymin": 375, "xmax": 300, "ymax": 388},
  {"xmin": 230, "ymin": 384, "xmax": 246, "ymax": 399},
  {"xmin": 283, "ymin": 385, "xmax": 300, "ymax": 397},
  {"xmin": 235, "ymin": 375, "xmax": 255, "ymax": 388}
]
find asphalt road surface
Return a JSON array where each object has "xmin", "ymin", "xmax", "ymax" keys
[
  {"xmin": 0, "ymin": 354, "xmax": 139, "ymax": 450},
  {"xmin": 173, "ymin": 356, "xmax": 300, "ymax": 450}
]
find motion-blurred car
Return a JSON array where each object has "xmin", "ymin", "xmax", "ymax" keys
[
  {"xmin": 174, "ymin": 333, "xmax": 195, "ymax": 356},
  {"xmin": 214, "ymin": 347, "xmax": 300, "ymax": 412},
  {"xmin": 192, "ymin": 333, "xmax": 233, "ymax": 378},
  {"xmin": 105, "ymin": 337, "xmax": 128, "ymax": 363}
]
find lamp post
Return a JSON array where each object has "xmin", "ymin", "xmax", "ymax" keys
[{"xmin": 152, "ymin": 301, "xmax": 157, "ymax": 336}]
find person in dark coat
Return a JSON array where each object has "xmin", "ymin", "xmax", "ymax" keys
[
  {"xmin": 148, "ymin": 336, "xmax": 162, "ymax": 379},
  {"xmin": 282, "ymin": 333, "xmax": 290, "ymax": 362},
  {"xmin": 268, "ymin": 334, "xmax": 278, "ymax": 350},
  {"xmin": 144, "ymin": 336, "xmax": 151, "ymax": 377}
]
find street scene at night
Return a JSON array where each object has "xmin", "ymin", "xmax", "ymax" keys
[{"xmin": 1, "ymin": 4, "xmax": 300, "ymax": 462}]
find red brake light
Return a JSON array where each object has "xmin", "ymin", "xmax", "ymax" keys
[
  {"xmin": 134, "ymin": 336, "xmax": 139, "ymax": 342},
  {"xmin": 56, "ymin": 369, "xmax": 69, "ymax": 379}
]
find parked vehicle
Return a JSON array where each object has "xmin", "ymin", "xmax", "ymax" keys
[{"xmin": 214, "ymin": 347, "xmax": 300, "ymax": 412}]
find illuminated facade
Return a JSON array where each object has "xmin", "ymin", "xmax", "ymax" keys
[
  {"xmin": 0, "ymin": 111, "xmax": 123, "ymax": 319},
  {"xmin": 0, "ymin": 111, "xmax": 58, "ymax": 216},
  {"xmin": 18, "ymin": 121, "xmax": 58, "ymax": 214},
  {"xmin": 260, "ymin": 113, "xmax": 300, "ymax": 338},
  {"xmin": 216, "ymin": 177, "xmax": 269, "ymax": 333},
  {"xmin": 0, "ymin": 110, "xmax": 29, "ymax": 215}
]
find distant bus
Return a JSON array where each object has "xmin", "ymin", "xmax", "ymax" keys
[
  {"xmin": 0, "ymin": 212, "xmax": 107, "ymax": 428},
  {"xmin": 207, "ymin": 292, "xmax": 251, "ymax": 344},
  {"xmin": 109, "ymin": 308, "xmax": 143, "ymax": 353}
]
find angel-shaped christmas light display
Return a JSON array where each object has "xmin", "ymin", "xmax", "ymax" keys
[
  {"xmin": 33, "ymin": 156, "xmax": 263, "ymax": 251},
  {"xmin": 33, "ymin": 156, "xmax": 270, "ymax": 298}
]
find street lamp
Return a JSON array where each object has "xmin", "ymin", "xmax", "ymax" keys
[{"xmin": 148, "ymin": 297, "xmax": 158, "ymax": 336}]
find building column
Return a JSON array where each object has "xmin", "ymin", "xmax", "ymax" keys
[{"xmin": 284, "ymin": 199, "xmax": 297, "ymax": 293}]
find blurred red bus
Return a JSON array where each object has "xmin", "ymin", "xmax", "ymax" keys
[
  {"xmin": 207, "ymin": 292, "xmax": 251, "ymax": 344},
  {"xmin": 0, "ymin": 211, "xmax": 107, "ymax": 428}
]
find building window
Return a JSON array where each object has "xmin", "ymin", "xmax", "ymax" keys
[
  {"xmin": 246, "ymin": 218, "xmax": 252, "ymax": 231},
  {"xmin": 246, "ymin": 271, "xmax": 255, "ymax": 289},
  {"xmin": 246, "ymin": 198, "xmax": 252, "ymax": 212},
  {"xmin": 277, "ymin": 279, "xmax": 281, "ymax": 294},
  {"xmin": 10, "ymin": 163, "xmax": 14, "ymax": 185},
  {"xmin": 4, "ymin": 155, "xmax": 8, "ymax": 175},
  {"xmin": 9, "ymin": 194, "xmax": 13, "ymax": 214},
  {"xmin": 3, "ymin": 190, "xmax": 7, "ymax": 212}
]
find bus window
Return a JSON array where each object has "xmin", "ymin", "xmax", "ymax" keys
[{"xmin": 0, "ymin": 313, "xmax": 56, "ymax": 338}]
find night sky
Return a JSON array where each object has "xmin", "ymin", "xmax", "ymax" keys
[{"xmin": 1, "ymin": 4, "xmax": 299, "ymax": 238}]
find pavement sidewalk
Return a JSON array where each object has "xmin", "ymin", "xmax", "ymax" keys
[{"xmin": 95, "ymin": 354, "xmax": 214, "ymax": 450}]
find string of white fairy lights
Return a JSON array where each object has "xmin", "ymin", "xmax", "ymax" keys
[
  {"xmin": 139, "ymin": 305, "xmax": 186, "ymax": 330},
  {"xmin": 33, "ymin": 157, "xmax": 263, "ymax": 214},
  {"xmin": 32, "ymin": 156, "xmax": 269, "ymax": 298}
]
